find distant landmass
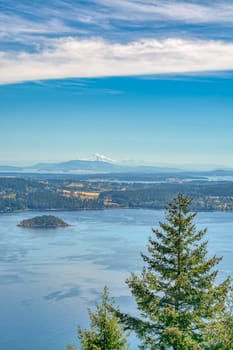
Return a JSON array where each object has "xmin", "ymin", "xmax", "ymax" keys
[
  {"xmin": 1, "ymin": 175, "xmax": 232, "ymax": 213},
  {"xmin": 0, "ymin": 157, "xmax": 232, "ymax": 176},
  {"xmin": 29, "ymin": 159, "xmax": 124, "ymax": 173},
  {"xmin": 17, "ymin": 215, "xmax": 70, "ymax": 228},
  {"xmin": 0, "ymin": 165, "xmax": 22, "ymax": 171}
]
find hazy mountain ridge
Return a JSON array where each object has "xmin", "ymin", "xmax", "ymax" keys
[
  {"xmin": 29, "ymin": 159, "xmax": 122, "ymax": 172},
  {"xmin": 0, "ymin": 158, "xmax": 232, "ymax": 176}
]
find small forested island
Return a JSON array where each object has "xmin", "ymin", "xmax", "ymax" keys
[{"xmin": 17, "ymin": 215, "xmax": 70, "ymax": 228}]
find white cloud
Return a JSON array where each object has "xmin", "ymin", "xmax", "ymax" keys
[
  {"xmin": 1, "ymin": 0, "xmax": 233, "ymax": 43},
  {"xmin": 0, "ymin": 37, "xmax": 232, "ymax": 84},
  {"xmin": 97, "ymin": 0, "xmax": 233, "ymax": 24},
  {"xmin": 0, "ymin": 14, "xmax": 69, "ymax": 36}
]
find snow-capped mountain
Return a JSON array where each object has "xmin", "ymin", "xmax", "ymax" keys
[
  {"xmin": 27, "ymin": 156, "xmax": 121, "ymax": 173},
  {"xmin": 91, "ymin": 153, "xmax": 115, "ymax": 163},
  {"xmin": 1, "ymin": 155, "xmax": 232, "ymax": 175}
]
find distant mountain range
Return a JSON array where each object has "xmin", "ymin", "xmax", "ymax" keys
[
  {"xmin": 0, "ymin": 160, "xmax": 180, "ymax": 174},
  {"xmin": 0, "ymin": 165, "xmax": 23, "ymax": 172},
  {"xmin": 29, "ymin": 159, "xmax": 124, "ymax": 173},
  {"xmin": 0, "ymin": 158, "xmax": 232, "ymax": 176}
]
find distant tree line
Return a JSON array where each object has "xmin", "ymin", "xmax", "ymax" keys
[{"xmin": 0, "ymin": 177, "xmax": 232, "ymax": 212}]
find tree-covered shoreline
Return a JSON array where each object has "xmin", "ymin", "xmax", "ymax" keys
[{"xmin": 0, "ymin": 177, "xmax": 232, "ymax": 213}]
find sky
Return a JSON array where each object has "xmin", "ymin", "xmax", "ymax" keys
[{"xmin": 0, "ymin": 0, "xmax": 232, "ymax": 168}]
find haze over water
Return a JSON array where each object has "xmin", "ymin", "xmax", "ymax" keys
[{"xmin": 0, "ymin": 209, "xmax": 232, "ymax": 350}]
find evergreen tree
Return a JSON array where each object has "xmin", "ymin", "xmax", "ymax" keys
[
  {"xmin": 78, "ymin": 286, "xmax": 129, "ymax": 350},
  {"xmin": 117, "ymin": 194, "xmax": 231, "ymax": 349},
  {"xmin": 202, "ymin": 288, "xmax": 233, "ymax": 349}
]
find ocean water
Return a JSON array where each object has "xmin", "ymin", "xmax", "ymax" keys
[{"xmin": 0, "ymin": 209, "xmax": 232, "ymax": 350}]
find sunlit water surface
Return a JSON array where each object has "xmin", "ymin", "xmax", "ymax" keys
[{"xmin": 0, "ymin": 209, "xmax": 232, "ymax": 350}]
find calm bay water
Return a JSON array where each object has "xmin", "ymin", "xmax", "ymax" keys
[{"xmin": 0, "ymin": 209, "xmax": 232, "ymax": 350}]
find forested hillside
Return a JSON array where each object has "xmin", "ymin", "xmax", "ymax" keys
[{"xmin": 0, "ymin": 177, "xmax": 232, "ymax": 212}]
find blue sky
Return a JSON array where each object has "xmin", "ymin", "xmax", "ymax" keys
[{"xmin": 0, "ymin": 0, "xmax": 232, "ymax": 167}]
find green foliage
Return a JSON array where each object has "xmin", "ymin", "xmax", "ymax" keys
[
  {"xmin": 202, "ymin": 288, "xmax": 233, "ymax": 349},
  {"xmin": 117, "ymin": 194, "xmax": 232, "ymax": 349},
  {"xmin": 0, "ymin": 177, "xmax": 232, "ymax": 213},
  {"xmin": 78, "ymin": 287, "xmax": 129, "ymax": 350}
]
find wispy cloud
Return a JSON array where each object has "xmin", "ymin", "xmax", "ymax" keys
[
  {"xmin": 0, "ymin": 37, "xmax": 232, "ymax": 84},
  {"xmin": 0, "ymin": 13, "xmax": 68, "ymax": 36},
  {"xmin": 1, "ymin": 1, "xmax": 232, "ymax": 84},
  {"xmin": 1, "ymin": 0, "xmax": 233, "ymax": 44},
  {"xmin": 0, "ymin": 13, "xmax": 87, "ymax": 46},
  {"xmin": 95, "ymin": 0, "xmax": 233, "ymax": 24},
  {"xmin": 5, "ymin": 0, "xmax": 233, "ymax": 25}
]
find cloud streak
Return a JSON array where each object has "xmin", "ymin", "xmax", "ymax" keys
[
  {"xmin": 1, "ymin": 1, "xmax": 233, "ymax": 45},
  {"xmin": 1, "ymin": 1, "xmax": 232, "ymax": 84},
  {"xmin": 4, "ymin": 0, "xmax": 233, "ymax": 26},
  {"xmin": 96, "ymin": 0, "xmax": 233, "ymax": 24},
  {"xmin": 0, "ymin": 37, "xmax": 232, "ymax": 84}
]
